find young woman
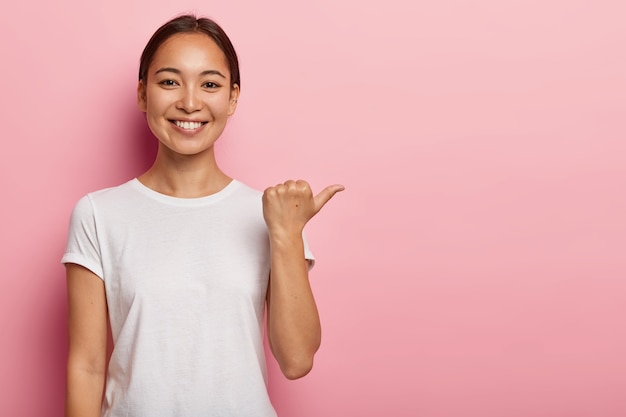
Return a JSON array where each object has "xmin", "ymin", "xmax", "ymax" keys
[{"xmin": 63, "ymin": 14, "xmax": 343, "ymax": 417}]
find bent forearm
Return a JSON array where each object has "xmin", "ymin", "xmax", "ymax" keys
[
  {"xmin": 262, "ymin": 179, "xmax": 343, "ymax": 379},
  {"xmin": 267, "ymin": 232, "xmax": 321, "ymax": 379}
]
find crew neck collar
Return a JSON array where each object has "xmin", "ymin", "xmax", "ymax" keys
[{"xmin": 129, "ymin": 178, "xmax": 240, "ymax": 207}]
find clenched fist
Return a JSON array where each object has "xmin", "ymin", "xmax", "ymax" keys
[{"xmin": 262, "ymin": 180, "xmax": 344, "ymax": 236}]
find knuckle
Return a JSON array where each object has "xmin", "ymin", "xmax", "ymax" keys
[
  {"xmin": 264, "ymin": 187, "xmax": 278, "ymax": 199},
  {"xmin": 295, "ymin": 179, "xmax": 309, "ymax": 191}
]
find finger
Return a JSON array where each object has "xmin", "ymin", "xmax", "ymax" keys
[{"xmin": 313, "ymin": 184, "xmax": 345, "ymax": 212}]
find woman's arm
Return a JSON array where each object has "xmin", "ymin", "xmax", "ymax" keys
[
  {"xmin": 263, "ymin": 180, "xmax": 343, "ymax": 379},
  {"xmin": 65, "ymin": 263, "xmax": 108, "ymax": 417}
]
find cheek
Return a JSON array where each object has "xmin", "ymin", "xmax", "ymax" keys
[
  {"xmin": 145, "ymin": 100, "xmax": 171, "ymax": 128},
  {"xmin": 144, "ymin": 86, "xmax": 170, "ymax": 110},
  {"xmin": 209, "ymin": 95, "xmax": 236, "ymax": 117},
  {"xmin": 143, "ymin": 96, "xmax": 169, "ymax": 134}
]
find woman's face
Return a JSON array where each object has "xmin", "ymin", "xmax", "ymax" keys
[{"xmin": 138, "ymin": 32, "xmax": 239, "ymax": 157}]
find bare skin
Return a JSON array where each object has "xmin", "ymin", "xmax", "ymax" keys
[
  {"xmin": 263, "ymin": 180, "xmax": 344, "ymax": 378},
  {"xmin": 65, "ymin": 32, "xmax": 343, "ymax": 416},
  {"xmin": 65, "ymin": 264, "xmax": 107, "ymax": 417}
]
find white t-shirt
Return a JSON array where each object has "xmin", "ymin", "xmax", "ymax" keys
[{"xmin": 62, "ymin": 179, "xmax": 313, "ymax": 417}]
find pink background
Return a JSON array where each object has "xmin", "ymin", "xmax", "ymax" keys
[{"xmin": 1, "ymin": 0, "xmax": 625, "ymax": 416}]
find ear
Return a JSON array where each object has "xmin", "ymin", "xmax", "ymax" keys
[
  {"xmin": 227, "ymin": 84, "xmax": 240, "ymax": 116},
  {"xmin": 137, "ymin": 80, "xmax": 147, "ymax": 112}
]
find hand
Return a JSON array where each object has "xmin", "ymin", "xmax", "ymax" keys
[{"xmin": 262, "ymin": 180, "xmax": 344, "ymax": 236}]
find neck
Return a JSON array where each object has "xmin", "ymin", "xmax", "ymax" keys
[{"xmin": 138, "ymin": 146, "xmax": 232, "ymax": 198}]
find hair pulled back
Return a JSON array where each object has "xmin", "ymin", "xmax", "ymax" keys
[{"xmin": 138, "ymin": 14, "xmax": 240, "ymax": 89}]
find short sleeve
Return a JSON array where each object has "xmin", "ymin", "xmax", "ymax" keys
[
  {"xmin": 61, "ymin": 195, "xmax": 104, "ymax": 279},
  {"xmin": 303, "ymin": 231, "xmax": 315, "ymax": 270}
]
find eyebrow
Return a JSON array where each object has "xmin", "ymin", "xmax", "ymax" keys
[{"xmin": 154, "ymin": 67, "xmax": 226, "ymax": 79}]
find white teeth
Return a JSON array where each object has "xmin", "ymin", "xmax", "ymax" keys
[{"xmin": 174, "ymin": 121, "xmax": 203, "ymax": 130}]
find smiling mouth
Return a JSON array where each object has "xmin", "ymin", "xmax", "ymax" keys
[{"xmin": 171, "ymin": 120, "xmax": 207, "ymax": 130}]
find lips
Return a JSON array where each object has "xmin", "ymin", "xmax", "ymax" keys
[{"xmin": 172, "ymin": 120, "xmax": 207, "ymax": 130}]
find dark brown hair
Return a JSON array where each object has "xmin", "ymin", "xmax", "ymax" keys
[{"xmin": 138, "ymin": 14, "xmax": 240, "ymax": 89}]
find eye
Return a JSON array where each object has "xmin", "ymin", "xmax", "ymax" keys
[
  {"xmin": 202, "ymin": 82, "xmax": 220, "ymax": 89},
  {"xmin": 159, "ymin": 79, "xmax": 178, "ymax": 87}
]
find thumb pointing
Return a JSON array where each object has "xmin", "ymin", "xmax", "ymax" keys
[{"xmin": 314, "ymin": 184, "xmax": 345, "ymax": 213}]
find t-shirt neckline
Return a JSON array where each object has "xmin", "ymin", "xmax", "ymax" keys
[{"xmin": 129, "ymin": 178, "xmax": 241, "ymax": 207}]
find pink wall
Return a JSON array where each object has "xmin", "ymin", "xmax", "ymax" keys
[{"xmin": 1, "ymin": 0, "xmax": 625, "ymax": 416}]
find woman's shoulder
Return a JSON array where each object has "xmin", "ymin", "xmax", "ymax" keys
[
  {"xmin": 71, "ymin": 179, "xmax": 140, "ymax": 212},
  {"xmin": 231, "ymin": 179, "xmax": 263, "ymax": 197},
  {"xmin": 87, "ymin": 179, "xmax": 136, "ymax": 198}
]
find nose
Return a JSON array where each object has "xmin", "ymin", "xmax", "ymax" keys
[{"xmin": 177, "ymin": 87, "xmax": 202, "ymax": 113}]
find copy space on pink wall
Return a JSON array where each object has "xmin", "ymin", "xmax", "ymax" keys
[{"xmin": 1, "ymin": 1, "xmax": 625, "ymax": 416}]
